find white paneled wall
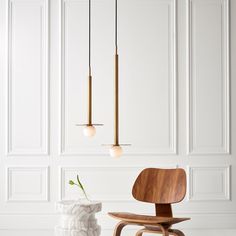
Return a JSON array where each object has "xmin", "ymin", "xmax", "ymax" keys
[
  {"xmin": 187, "ymin": 0, "xmax": 230, "ymax": 155},
  {"xmin": 7, "ymin": 0, "xmax": 49, "ymax": 156},
  {"xmin": 7, "ymin": 166, "xmax": 49, "ymax": 202},
  {"xmin": 0, "ymin": 0, "xmax": 236, "ymax": 235},
  {"xmin": 188, "ymin": 166, "xmax": 231, "ymax": 201}
]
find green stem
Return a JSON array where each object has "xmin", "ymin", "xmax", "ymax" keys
[{"xmin": 74, "ymin": 183, "xmax": 89, "ymax": 201}]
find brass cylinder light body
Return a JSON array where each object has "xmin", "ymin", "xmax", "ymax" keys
[
  {"xmin": 103, "ymin": 0, "xmax": 130, "ymax": 156},
  {"xmin": 114, "ymin": 51, "xmax": 119, "ymax": 146},
  {"xmin": 88, "ymin": 74, "xmax": 92, "ymax": 125},
  {"xmin": 108, "ymin": 0, "xmax": 130, "ymax": 157},
  {"xmin": 76, "ymin": 0, "xmax": 103, "ymax": 137}
]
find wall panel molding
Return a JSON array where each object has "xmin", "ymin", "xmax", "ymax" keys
[
  {"xmin": 59, "ymin": 165, "xmax": 177, "ymax": 201},
  {"xmin": 188, "ymin": 166, "xmax": 231, "ymax": 201},
  {"xmin": 6, "ymin": 166, "xmax": 49, "ymax": 202},
  {"xmin": 59, "ymin": 166, "xmax": 144, "ymax": 201},
  {"xmin": 7, "ymin": 0, "xmax": 49, "ymax": 156},
  {"xmin": 187, "ymin": 0, "xmax": 230, "ymax": 155},
  {"xmin": 59, "ymin": 0, "xmax": 177, "ymax": 156}
]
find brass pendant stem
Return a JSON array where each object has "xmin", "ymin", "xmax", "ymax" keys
[
  {"xmin": 114, "ymin": 48, "xmax": 119, "ymax": 146},
  {"xmin": 88, "ymin": 73, "xmax": 92, "ymax": 125}
]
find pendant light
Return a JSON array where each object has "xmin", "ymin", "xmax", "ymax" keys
[
  {"xmin": 76, "ymin": 0, "xmax": 103, "ymax": 137},
  {"xmin": 108, "ymin": 0, "xmax": 130, "ymax": 157}
]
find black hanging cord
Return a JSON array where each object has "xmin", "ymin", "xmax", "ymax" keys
[
  {"xmin": 89, "ymin": 0, "xmax": 91, "ymax": 75},
  {"xmin": 115, "ymin": 0, "xmax": 118, "ymax": 51}
]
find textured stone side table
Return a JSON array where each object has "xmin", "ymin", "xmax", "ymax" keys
[{"xmin": 55, "ymin": 200, "xmax": 102, "ymax": 236}]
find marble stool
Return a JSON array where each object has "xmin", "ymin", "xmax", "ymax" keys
[{"xmin": 55, "ymin": 200, "xmax": 102, "ymax": 236}]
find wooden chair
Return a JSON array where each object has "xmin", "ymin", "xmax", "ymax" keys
[{"xmin": 108, "ymin": 168, "xmax": 190, "ymax": 236}]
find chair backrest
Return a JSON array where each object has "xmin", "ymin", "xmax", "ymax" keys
[{"xmin": 132, "ymin": 168, "xmax": 187, "ymax": 204}]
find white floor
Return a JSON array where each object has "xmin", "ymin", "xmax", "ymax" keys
[{"xmin": 0, "ymin": 229, "xmax": 236, "ymax": 236}]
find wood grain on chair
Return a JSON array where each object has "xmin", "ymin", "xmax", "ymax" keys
[{"xmin": 108, "ymin": 168, "xmax": 190, "ymax": 236}]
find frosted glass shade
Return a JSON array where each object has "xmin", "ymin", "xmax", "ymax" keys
[
  {"xmin": 83, "ymin": 125, "xmax": 96, "ymax": 137},
  {"xmin": 110, "ymin": 145, "xmax": 123, "ymax": 158}
]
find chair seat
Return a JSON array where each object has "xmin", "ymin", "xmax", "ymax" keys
[{"xmin": 108, "ymin": 212, "xmax": 190, "ymax": 225}]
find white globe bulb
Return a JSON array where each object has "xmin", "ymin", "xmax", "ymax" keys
[
  {"xmin": 110, "ymin": 145, "xmax": 123, "ymax": 158},
  {"xmin": 83, "ymin": 125, "xmax": 96, "ymax": 137}
]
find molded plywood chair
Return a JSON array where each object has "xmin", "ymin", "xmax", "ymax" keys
[{"xmin": 108, "ymin": 168, "xmax": 190, "ymax": 236}]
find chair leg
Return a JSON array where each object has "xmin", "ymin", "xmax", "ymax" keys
[
  {"xmin": 135, "ymin": 228, "xmax": 164, "ymax": 236},
  {"xmin": 135, "ymin": 228, "xmax": 146, "ymax": 236},
  {"xmin": 113, "ymin": 221, "xmax": 129, "ymax": 236},
  {"xmin": 134, "ymin": 226, "xmax": 185, "ymax": 236},
  {"xmin": 163, "ymin": 229, "xmax": 169, "ymax": 236},
  {"xmin": 135, "ymin": 225, "xmax": 169, "ymax": 236},
  {"xmin": 168, "ymin": 229, "xmax": 185, "ymax": 236}
]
